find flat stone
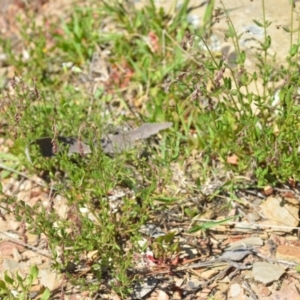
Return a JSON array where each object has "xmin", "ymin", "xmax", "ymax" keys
[
  {"xmin": 228, "ymin": 283, "xmax": 242, "ymax": 298},
  {"xmin": 252, "ymin": 262, "xmax": 285, "ymax": 285}
]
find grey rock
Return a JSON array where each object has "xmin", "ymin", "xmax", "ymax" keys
[
  {"xmin": 252, "ymin": 262, "xmax": 285, "ymax": 285},
  {"xmin": 132, "ymin": 277, "xmax": 158, "ymax": 299}
]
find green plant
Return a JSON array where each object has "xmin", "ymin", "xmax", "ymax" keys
[
  {"xmin": 151, "ymin": 232, "xmax": 180, "ymax": 263},
  {"xmin": 164, "ymin": 0, "xmax": 300, "ymax": 186},
  {"xmin": 0, "ymin": 266, "xmax": 50, "ymax": 300},
  {"xmin": 53, "ymin": 7, "xmax": 101, "ymax": 65}
]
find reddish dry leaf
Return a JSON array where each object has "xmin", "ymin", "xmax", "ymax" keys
[
  {"xmin": 227, "ymin": 154, "xmax": 238, "ymax": 165},
  {"xmin": 254, "ymin": 286, "xmax": 271, "ymax": 297},
  {"xmin": 0, "ymin": 241, "xmax": 26, "ymax": 257},
  {"xmin": 272, "ymin": 279, "xmax": 300, "ymax": 299},
  {"xmin": 276, "ymin": 244, "xmax": 300, "ymax": 264},
  {"xmin": 288, "ymin": 177, "xmax": 296, "ymax": 187},
  {"xmin": 225, "ymin": 235, "xmax": 246, "ymax": 245},
  {"xmin": 105, "ymin": 61, "xmax": 134, "ymax": 93},
  {"xmin": 269, "ymin": 234, "xmax": 286, "ymax": 246},
  {"xmin": 148, "ymin": 31, "xmax": 160, "ymax": 52},
  {"xmin": 281, "ymin": 191, "xmax": 295, "ymax": 198},
  {"xmin": 263, "ymin": 185, "xmax": 273, "ymax": 196},
  {"xmin": 198, "ymin": 285, "xmax": 215, "ymax": 299},
  {"xmin": 290, "ymin": 240, "xmax": 300, "ymax": 247},
  {"xmin": 170, "ymin": 255, "xmax": 179, "ymax": 266}
]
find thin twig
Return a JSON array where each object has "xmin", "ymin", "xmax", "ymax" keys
[
  {"xmin": 0, "ymin": 231, "xmax": 52, "ymax": 259},
  {"xmin": 0, "ymin": 162, "xmax": 47, "ymax": 188}
]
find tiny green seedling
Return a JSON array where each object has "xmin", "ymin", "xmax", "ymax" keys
[{"xmin": 152, "ymin": 232, "xmax": 180, "ymax": 263}]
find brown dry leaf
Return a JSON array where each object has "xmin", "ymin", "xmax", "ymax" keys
[
  {"xmin": 272, "ymin": 279, "xmax": 300, "ymax": 300},
  {"xmin": 157, "ymin": 289, "xmax": 169, "ymax": 300},
  {"xmin": 40, "ymin": 270, "xmax": 62, "ymax": 290},
  {"xmin": 281, "ymin": 191, "xmax": 296, "ymax": 198},
  {"xmin": 227, "ymin": 154, "xmax": 238, "ymax": 165},
  {"xmin": 276, "ymin": 244, "xmax": 300, "ymax": 264},
  {"xmin": 252, "ymin": 285, "xmax": 271, "ymax": 298},
  {"xmin": 30, "ymin": 284, "xmax": 44, "ymax": 294},
  {"xmin": 105, "ymin": 61, "xmax": 134, "ymax": 93},
  {"xmin": 288, "ymin": 177, "xmax": 296, "ymax": 187},
  {"xmin": 259, "ymin": 196, "xmax": 299, "ymax": 232},
  {"xmin": 263, "ymin": 185, "xmax": 273, "ymax": 196},
  {"xmin": 213, "ymin": 283, "xmax": 228, "ymax": 300},
  {"xmin": 30, "ymin": 256, "xmax": 43, "ymax": 266},
  {"xmin": 198, "ymin": 287, "xmax": 214, "ymax": 299},
  {"xmin": 200, "ymin": 269, "xmax": 219, "ymax": 279},
  {"xmin": 0, "ymin": 241, "xmax": 26, "ymax": 257},
  {"xmin": 269, "ymin": 234, "xmax": 286, "ymax": 246},
  {"xmin": 87, "ymin": 250, "xmax": 99, "ymax": 260},
  {"xmin": 290, "ymin": 240, "xmax": 300, "ymax": 247},
  {"xmin": 0, "ymin": 218, "xmax": 20, "ymax": 232}
]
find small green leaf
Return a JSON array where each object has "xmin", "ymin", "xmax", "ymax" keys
[
  {"xmin": 40, "ymin": 288, "xmax": 51, "ymax": 300},
  {"xmin": 0, "ymin": 152, "xmax": 20, "ymax": 161},
  {"xmin": 238, "ymin": 51, "xmax": 246, "ymax": 65},
  {"xmin": 261, "ymin": 36, "xmax": 271, "ymax": 50},
  {"xmin": 4, "ymin": 272, "xmax": 14, "ymax": 285},
  {"xmin": 231, "ymin": 89, "xmax": 238, "ymax": 96},
  {"xmin": 282, "ymin": 25, "xmax": 291, "ymax": 33},
  {"xmin": 203, "ymin": 0, "xmax": 215, "ymax": 26},
  {"xmin": 264, "ymin": 20, "xmax": 272, "ymax": 28},
  {"xmin": 184, "ymin": 207, "xmax": 198, "ymax": 217},
  {"xmin": 16, "ymin": 272, "xmax": 23, "ymax": 283},
  {"xmin": 164, "ymin": 232, "xmax": 175, "ymax": 244},
  {"xmin": 284, "ymin": 25, "xmax": 300, "ymax": 33},
  {"xmin": 224, "ymin": 77, "xmax": 232, "ymax": 90},
  {"xmin": 154, "ymin": 197, "xmax": 178, "ymax": 203},
  {"xmin": 0, "ymin": 280, "xmax": 7, "ymax": 290},
  {"xmin": 156, "ymin": 236, "xmax": 163, "ymax": 244},
  {"xmin": 290, "ymin": 44, "xmax": 299, "ymax": 57},
  {"xmin": 295, "ymin": 264, "xmax": 300, "ymax": 273},
  {"xmin": 253, "ymin": 19, "xmax": 263, "ymax": 27},
  {"xmin": 30, "ymin": 265, "xmax": 39, "ymax": 281}
]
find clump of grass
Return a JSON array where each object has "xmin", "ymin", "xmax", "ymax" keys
[{"xmin": 168, "ymin": 0, "xmax": 300, "ymax": 187}]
